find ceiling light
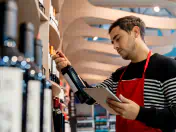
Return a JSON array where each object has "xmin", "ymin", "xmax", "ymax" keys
[
  {"xmin": 154, "ymin": 6, "xmax": 160, "ymax": 12},
  {"xmin": 93, "ymin": 36, "xmax": 98, "ymax": 41}
]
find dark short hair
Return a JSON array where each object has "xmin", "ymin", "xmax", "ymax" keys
[{"xmin": 109, "ymin": 16, "xmax": 146, "ymax": 41}]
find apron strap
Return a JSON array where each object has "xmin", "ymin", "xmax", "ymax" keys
[
  {"xmin": 143, "ymin": 51, "xmax": 152, "ymax": 77},
  {"xmin": 119, "ymin": 51, "xmax": 152, "ymax": 82},
  {"xmin": 119, "ymin": 66, "xmax": 128, "ymax": 81}
]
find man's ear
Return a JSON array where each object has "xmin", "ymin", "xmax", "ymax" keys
[{"xmin": 132, "ymin": 26, "xmax": 140, "ymax": 38}]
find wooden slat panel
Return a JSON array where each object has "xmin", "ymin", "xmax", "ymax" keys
[{"xmin": 67, "ymin": 50, "xmax": 130, "ymax": 66}]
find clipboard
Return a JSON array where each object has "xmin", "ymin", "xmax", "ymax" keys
[{"xmin": 84, "ymin": 87, "xmax": 122, "ymax": 115}]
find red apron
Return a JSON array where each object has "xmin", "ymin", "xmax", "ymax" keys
[{"xmin": 116, "ymin": 51, "xmax": 161, "ymax": 132}]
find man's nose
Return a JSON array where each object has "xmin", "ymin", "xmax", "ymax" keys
[{"xmin": 113, "ymin": 43, "xmax": 119, "ymax": 50}]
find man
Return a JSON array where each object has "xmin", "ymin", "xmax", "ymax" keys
[{"xmin": 52, "ymin": 16, "xmax": 176, "ymax": 132}]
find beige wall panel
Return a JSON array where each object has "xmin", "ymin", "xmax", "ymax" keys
[
  {"xmin": 80, "ymin": 73, "xmax": 108, "ymax": 82},
  {"xmin": 88, "ymin": 0, "xmax": 176, "ymax": 8},
  {"xmin": 17, "ymin": 0, "xmax": 40, "ymax": 37},
  {"xmin": 64, "ymin": 19, "xmax": 176, "ymax": 51},
  {"xmin": 82, "ymin": 79, "xmax": 105, "ymax": 85},
  {"xmin": 61, "ymin": 0, "xmax": 176, "ymax": 37},
  {"xmin": 161, "ymin": 30, "xmax": 172, "ymax": 36},
  {"xmin": 65, "ymin": 37, "xmax": 117, "ymax": 56},
  {"xmin": 151, "ymin": 44, "xmax": 174, "ymax": 55},
  {"xmin": 73, "ymin": 61, "xmax": 120, "ymax": 72},
  {"xmin": 67, "ymin": 50, "xmax": 130, "ymax": 66},
  {"xmin": 73, "ymin": 61, "xmax": 120, "ymax": 76},
  {"xmin": 65, "ymin": 19, "xmax": 109, "ymax": 39},
  {"xmin": 65, "ymin": 35, "xmax": 175, "ymax": 58},
  {"xmin": 75, "ymin": 67, "xmax": 112, "ymax": 77},
  {"xmin": 67, "ymin": 44, "xmax": 174, "ymax": 66},
  {"xmin": 89, "ymin": 0, "xmax": 176, "ymax": 16}
]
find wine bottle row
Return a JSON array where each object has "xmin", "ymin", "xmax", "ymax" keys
[{"xmin": 0, "ymin": 1, "xmax": 52, "ymax": 132}]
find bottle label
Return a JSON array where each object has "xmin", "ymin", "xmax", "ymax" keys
[
  {"xmin": 26, "ymin": 80, "xmax": 41, "ymax": 132},
  {"xmin": 0, "ymin": 67, "xmax": 23, "ymax": 132},
  {"xmin": 64, "ymin": 74, "xmax": 78, "ymax": 93},
  {"xmin": 43, "ymin": 89, "xmax": 52, "ymax": 132}
]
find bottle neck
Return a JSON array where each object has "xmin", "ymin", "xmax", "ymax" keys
[
  {"xmin": 19, "ymin": 23, "xmax": 35, "ymax": 63},
  {"xmin": 22, "ymin": 35, "xmax": 34, "ymax": 62},
  {"xmin": 35, "ymin": 42, "xmax": 43, "ymax": 70},
  {"xmin": 0, "ymin": 1, "xmax": 19, "ymax": 60},
  {"xmin": 0, "ymin": 1, "xmax": 18, "ymax": 47}
]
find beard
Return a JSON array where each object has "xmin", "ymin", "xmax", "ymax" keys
[
  {"xmin": 117, "ymin": 49, "xmax": 130, "ymax": 60},
  {"xmin": 121, "ymin": 53, "xmax": 130, "ymax": 60},
  {"xmin": 118, "ymin": 44, "xmax": 136, "ymax": 60}
]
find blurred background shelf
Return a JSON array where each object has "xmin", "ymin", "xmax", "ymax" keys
[
  {"xmin": 95, "ymin": 130, "xmax": 108, "ymax": 132},
  {"xmin": 77, "ymin": 128, "xmax": 95, "ymax": 131},
  {"xmin": 51, "ymin": 0, "xmax": 59, "ymax": 13},
  {"xmin": 109, "ymin": 129, "xmax": 116, "ymax": 132},
  {"xmin": 39, "ymin": 9, "xmax": 48, "ymax": 21},
  {"xmin": 77, "ymin": 130, "xmax": 95, "ymax": 132},
  {"xmin": 77, "ymin": 120, "xmax": 94, "ymax": 123},
  {"xmin": 49, "ymin": 22, "xmax": 60, "ymax": 50},
  {"xmin": 17, "ymin": 0, "xmax": 40, "ymax": 36}
]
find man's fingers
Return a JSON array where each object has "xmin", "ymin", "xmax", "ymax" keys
[
  {"xmin": 56, "ymin": 50, "xmax": 66, "ymax": 58},
  {"xmin": 55, "ymin": 57, "xmax": 66, "ymax": 64},
  {"xmin": 114, "ymin": 107, "xmax": 125, "ymax": 115},
  {"xmin": 119, "ymin": 94, "xmax": 131, "ymax": 103},
  {"xmin": 56, "ymin": 60, "xmax": 68, "ymax": 67},
  {"xmin": 56, "ymin": 61, "xmax": 68, "ymax": 69},
  {"xmin": 108, "ymin": 103, "xmax": 124, "ymax": 112},
  {"xmin": 52, "ymin": 54, "xmax": 60, "ymax": 60},
  {"xmin": 107, "ymin": 99, "xmax": 126, "ymax": 110},
  {"xmin": 108, "ymin": 104, "xmax": 122, "ymax": 115},
  {"xmin": 53, "ymin": 51, "xmax": 67, "ymax": 60}
]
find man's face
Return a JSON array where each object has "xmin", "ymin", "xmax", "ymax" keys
[{"xmin": 110, "ymin": 26, "xmax": 136, "ymax": 60}]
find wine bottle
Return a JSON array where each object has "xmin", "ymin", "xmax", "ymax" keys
[
  {"xmin": 0, "ymin": 1, "xmax": 23, "ymax": 132},
  {"xmin": 61, "ymin": 65, "xmax": 96, "ymax": 105},
  {"xmin": 34, "ymin": 38, "xmax": 52, "ymax": 132},
  {"xmin": 43, "ymin": 80, "xmax": 52, "ymax": 132},
  {"xmin": 34, "ymin": 38, "xmax": 45, "ymax": 132},
  {"xmin": 53, "ymin": 97, "xmax": 65, "ymax": 132},
  {"xmin": 49, "ymin": 46, "xmax": 55, "ymax": 82},
  {"xmin": 19, "ymin": 23, "xmax": 41, "ymax": 132}
]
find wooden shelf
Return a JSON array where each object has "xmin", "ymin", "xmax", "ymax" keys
[
  {"xmin": 39, "ymin": 9, "xmax": 48, "ymax": 21},
  {"xmin": 49, "ymin": 22, "xmax": 60, "ymax": 50},
  {"xmin": 51, "ymin": 0, "xmax": 59, "ymax": 13},
  {"xmin": 17, "ymin": 0, "xmax": 40, "ymax": 36}
]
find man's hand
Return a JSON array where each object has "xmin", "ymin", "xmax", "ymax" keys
[
  {"xmin": 107, "ymin": 94, "xmax": 140, "ymax": 120},
  {"xmin": 52, "ymin": 51, "xmax": 71, "ymax": 71}
]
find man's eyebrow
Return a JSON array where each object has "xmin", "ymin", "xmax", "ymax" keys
[{"xmin": 112, "ymin": 34, "xmax": 119, "ymax": 40}]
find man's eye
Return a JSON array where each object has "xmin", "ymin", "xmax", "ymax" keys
[{"xmin": 116, "ymin": 38, "xmax": 120, "ymax": 41}]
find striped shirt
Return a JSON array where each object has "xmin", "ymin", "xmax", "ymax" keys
[{"xmin": 93, "ymin": 53, "xmax": 176, "ymax": 132}]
